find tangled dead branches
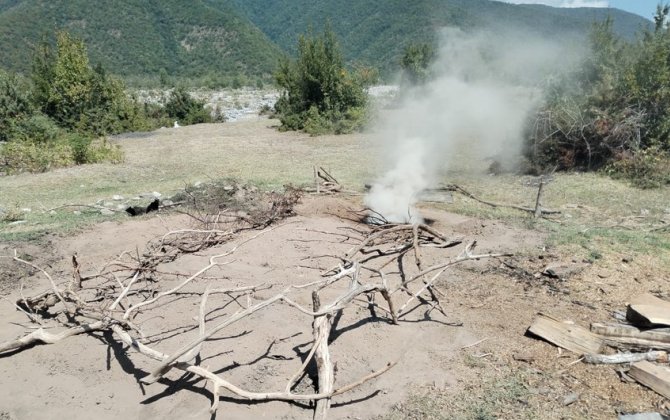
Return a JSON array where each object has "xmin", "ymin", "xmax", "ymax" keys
[{"xmin": 0, "ymin": 213, "xmax": 509, "ymax": 418}]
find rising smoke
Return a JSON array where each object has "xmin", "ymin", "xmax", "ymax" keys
[{"xmin": 365, "ymin": 28, "xmax": 580, "ymax": 224}]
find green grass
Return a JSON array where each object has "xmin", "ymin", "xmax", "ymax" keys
[
  {"xmin": 2, "ymin": 117, "xmax": 669, "ymax": 271},
  {"xmin": 0, "ymin": 118, "xmax": 377, "ymax": 241}
]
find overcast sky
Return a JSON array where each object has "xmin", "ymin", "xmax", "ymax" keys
[{"xmin": 502, "ymin": 0, "xmax": 660, "ymax": 20}]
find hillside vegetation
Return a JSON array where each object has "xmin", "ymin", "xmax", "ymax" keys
[
  {"xmin": 0, "ymin": 0, "xmax": 281, "ymax": 83},
  {"xmin": 0, "ymin": 0, "xmax": 651, "ymax": 81},
  {"xmin": 527, "ymin": 8, "xmax": 670, "ymax": 188},
  {"xmin": 232, "ymin": 0, "xmax": 651, "ymax": 75}
]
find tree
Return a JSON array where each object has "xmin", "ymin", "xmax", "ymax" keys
[
  {"xmin": 31, "ymin": 31, "xmax": 146, "ymax": 135},
  {"xmin": 0, "ymin": 70, "xmax": 34, "ymax": 142},
  {"xmin": 400, "ymin": 43, "xmax": 434, "ymax": 86},
  {"xmin": 274, "ymin": 25, "xmax": 367, "ymax": 134},
  {"xmin": 164, "ymin": 86, "xmax": 212, "ymax": 125}
]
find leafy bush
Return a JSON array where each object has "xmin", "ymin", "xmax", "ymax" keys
[
  {"xmin": 525, "ymin": 10, "xmax": 670, "ymax": 187},
  {"xmin": 400, "ymin": 43, "xmax": 435, "ymax": 86},
  {"xmin": 0, "ymin": 133, "xmax": 123, "ymax": 174},
  {"xmin": 32, "ymin": 31, "xmax": 150, "ymax": 136},
  {"xmin": 164, "ymin": 87, "xmax": 212, "ymax": 125},
  {"xmin": 0, "ymin": 70, "xmax": 34, "ymax": 142},
  {"xmin": 274, "ymin": 25, "xmax": 368, "ymax": 135},
  {"xmin": 12, "ymin": 113, "xmax": 62, "ymax": 143},
  {"xmin": 0, "ymin": 138, "xmax": 74, "ymax": 173},
  {"xmin": 605, "ymin": 147, "xmax": 670, "ymax": 188}
]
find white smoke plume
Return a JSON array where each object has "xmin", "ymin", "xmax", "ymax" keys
[{"xmin": 365, "ymin": 28, "xmax": 580, "ymax": 224}]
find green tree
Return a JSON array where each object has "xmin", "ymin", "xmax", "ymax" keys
[
  {"xmin": 31, "ymin": 31, "xmax": 147, "ymax": 135},
  {"xmin": 274, "ymin": 25, "xmax": 367, "ymax": 134},
  {"xmin": 164, "ymin": 86, "xmax": 212, "ymax": 125},
  {"xmin": 526, "ymin": 5, "xmax": 670, "ymax": 186},
  {"xmin": 400, "ymin": 43, "xmax": 435, "ymax": 85},
  {"xmin": 0, "ymin": 70, "xmax": 34, "ymax": 142}
]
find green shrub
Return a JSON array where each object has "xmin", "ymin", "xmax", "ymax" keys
[
  {"xmin": 274, "ymin": 24, "xmax": 368, "ymax": 135},
  {"xmin": 605, "ymin": 147, "xmax": 670, "ymax": 188},
  {"xmin": 32, "ymin": 31, "xmax": 151, "ymax": 136},
  {"xmin": 400, "ymin": 43, "xmax": 435, "ymax": 86},
  {"xmin": 525, "ymin": 11, "xmax": 670, "ymax": 187},
  {"xmin": 65, "ymin": 133, "xmax": 92, "ymax": 164},
  {"xmin": 164, "ymin": 87, "xmax": 212, "ymax": 125},
  {"xmin": 0, "ymin": 70, "xmax": 34, "ymax": 142},
  {"xmin": 13, "ymin": 113, "xmax": 63, "ymax": 143},
  {"xmin": 0, "ymin": 138, "xmax": 74, "ymax": 173}
]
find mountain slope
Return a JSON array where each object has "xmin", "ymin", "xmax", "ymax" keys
[
  {"xmin": 0, "ymin": 0, "xmax": 282, "ymax": 78},
  {"xmin": 230, "ymin": 0, "xmax": 651, "ymax": 72}
]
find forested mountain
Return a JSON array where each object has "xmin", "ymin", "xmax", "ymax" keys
[
  {"xmin": 231, "ymin": 0, "xmax": 651, "ymax": 73},
  {"xmin": 0, "ymin": 0, "xmax": 282, "ymax": 78},
  {"xmin": 0, "ymin": 0, "xmax": 651, "ymax": 80}
]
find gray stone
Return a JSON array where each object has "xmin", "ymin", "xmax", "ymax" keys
[
  {"xmin": 619, "ymin": 414, "xmax": 667, "ymax": 420},
  {"xmin": 112, "ymin": 195, "xmax": 124, "ymax": 201},
  {"xmin": 542, "ymin": 262, "xmax": 587, "ymax": 280},
  {"xmin": 100, "ymin": 208, "xmax": 115, "ymax": 216}
]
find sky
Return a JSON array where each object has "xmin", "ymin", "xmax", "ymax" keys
[{"xmin": 502, "ymin": 1, "xmax": 661, "ymax": 20}]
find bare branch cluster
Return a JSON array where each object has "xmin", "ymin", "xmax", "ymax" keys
[{"xmin": 0, "ymin": 214, "xmax": 507, "ymax": 418}]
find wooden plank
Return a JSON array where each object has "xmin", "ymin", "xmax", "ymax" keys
[
  {"xmin": 627, "ymin": 294, "xmax": 670, "ymax": 327},
  {"xmin": 628, "ymin": 361, "xmax": 670, "ymax": 399},
  {"xmin": 591, "ymin": 323, "xmax": 670, "ymax": 350},
  {"xmin": 591, "ymin": 323, "xmax": 670, "ymax": 343},
  {"xmin": 527, "ymin": 313, "xmax": 604, "ymax": 354}
]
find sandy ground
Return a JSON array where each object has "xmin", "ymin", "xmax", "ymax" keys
[{"xmin": 1, "ymin": 193, "xmax": 666, "ymax": 419}]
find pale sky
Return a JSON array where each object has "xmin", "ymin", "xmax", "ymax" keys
[{"xmin": 502, "ymin": 0, "xmax": 661, "ymax": 20}]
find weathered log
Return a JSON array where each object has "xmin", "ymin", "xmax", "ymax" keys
[
  {"xmin": 583, "ymin": 351, "xmax": 668, "ymax": 364},
  {"xmin": 590, "ymin": 323, "xmax": 670, "ymax": 350}
]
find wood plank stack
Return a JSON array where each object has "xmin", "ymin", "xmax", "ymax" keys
[{"xmin": 527, "ymin": 293, "xmax": 670, "ymax": 400}]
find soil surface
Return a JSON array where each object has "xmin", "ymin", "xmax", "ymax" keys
[{"xmin": 0, "ymin": 195, "xmax": 665, "ymax": 419}]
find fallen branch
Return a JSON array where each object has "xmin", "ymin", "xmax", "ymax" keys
[
  {"xmin": 583, "ymin": 351, "xmax": 668, "ymax": 364},
  {"xmin": 440, "ymin": 184, "xmax": 561, "ymax": 217},
  {"xmin": 0, "ymin": 321, "xmax": 107, "ymax": 354}
]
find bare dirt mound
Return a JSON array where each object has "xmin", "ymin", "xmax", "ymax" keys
[{"xmin": 0, "ymin": 195, "xmax": 661, "ymax": 420}]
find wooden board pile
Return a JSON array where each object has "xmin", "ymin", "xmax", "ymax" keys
[{"xmin": 528, "ymin": 293, "xmax": 670, "ymax": 400}]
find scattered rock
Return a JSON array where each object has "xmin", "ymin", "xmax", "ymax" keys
[
  {"xmin": 152, "ymin": 191, "xmax": 161, "ymax": 198},
  {"xmin": 99, "ymin": 208, "xmax": 115, "ymax": 216},
  {"xmin": 622, "ymin": 256, "xmax": 633, "ymax": 263},
  {"xmin": 562, "ymin": 392, "xmax": 580, "ymax": 406},
  {"xmin": 162, "ymin": 199, "xmax": 174, "ymax": 206},
  {"xmin": 73, "ymin": 211, "xmax": 81, "ymax": 215},
  {"xmin": 8, "ymin": 220, "xmax": 26, "ymax": 226},
  {"xmin": 512, "ymin": 353, "xmax": 535, "ymax": 363},
  {"xmin": 542, "ymin": 263, "xmax": 587, "ymax": 280},
  {"xmin": 112, "ymin": 195, "xmax": 124, "ymax": 201},
  {"xmin": 619, "ymin": 413, "xmax": 668, "ymax": 420},
  {"xmin": 20, "ymin": 208, "xmax": 31, "ymax": 213}
]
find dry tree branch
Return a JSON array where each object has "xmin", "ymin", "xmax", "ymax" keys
[
  {"xmin": 441, "ymin": 184, "xmax": 561, "ymax": 217},
  {"xmin": 0, "ymin": 321, "xmax": 107, "ymax": 354}
]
